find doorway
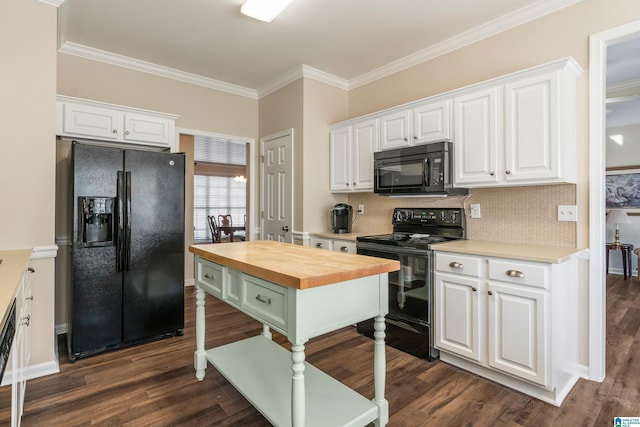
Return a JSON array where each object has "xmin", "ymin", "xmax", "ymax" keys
[{"xmin": 589, "ymin": 19, "xmax": 640, "ymax": 382}]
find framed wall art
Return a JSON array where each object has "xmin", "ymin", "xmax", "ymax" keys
[{"xmin": 606, "ymin": 166, "xmax": 640, "ymax": 211}]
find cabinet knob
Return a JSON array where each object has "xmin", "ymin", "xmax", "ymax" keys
[
  {"xmin": 403, "ymin": 138, "xmax": 408, "ymax": 142},
  {"xmin": 340, "ymin": 246, "xmax": 348, "ymax": 252},
  {"xmin": 125, "ymin": 130, "xmax": 130, "ymax": 136},
  {"xmin": 488, "ymin": 291, "xmax": 493, "ymax": 296},
  {"xmin": 490, "ymin": 171, "xmax": 495, "ymax": 176},
  {"xmin": 316, "ymin": 243, "xmax": 323, "ymax": 248},
  {"xmin": 112, "ymin": 129, "xmax": 118, "ymax": 134},
  {"xmin": 449, "ymin": 261, "xmax": 464, "ymax": 269},
  {"xmin": 413, "ymin": 135, "xmax": 418, "ymax": 140},
  {"xmin": 471, "ymin": 287, "xmax": 477, "ymax": 292},
  {"xmin": 353, "ymin": 182, "xmax": 356, "ymax": 186},
  {"xmin": 506, "ymin": 269, "xmax": 525, "ymax": 278},
  {"xmin": 506, "ymin": 170, "xmax": 511, "ymax": 175}
]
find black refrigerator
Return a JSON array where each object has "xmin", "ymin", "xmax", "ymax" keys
[{"xmin": 69, "ymin": 142, "xmax": 185, "ymax": 361}]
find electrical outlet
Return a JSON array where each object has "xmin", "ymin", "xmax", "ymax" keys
[
  {"xmin": 558, "ymin": 205, "xmax": 578, "ymax": 222},
  {"xmin": 358, "ymin": 204, "xmax": 365, "ymax": 215},
  {"xmin": 470, "ymin": 204, "xmax": 481, "ymax": 219}
]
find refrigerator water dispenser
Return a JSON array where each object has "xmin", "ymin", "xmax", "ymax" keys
[{"xmin": 78, "ymin": 197, "xmax": 115, "ymax": 247}]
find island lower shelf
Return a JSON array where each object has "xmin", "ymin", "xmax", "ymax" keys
[{"xmin": 207, "ymin": 335, "xmax": 378, "ymax": 427}]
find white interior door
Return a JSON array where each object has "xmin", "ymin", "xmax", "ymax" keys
[{"xmin": 261, "ymin": 130, "xmax": 293, "ymax": 242}]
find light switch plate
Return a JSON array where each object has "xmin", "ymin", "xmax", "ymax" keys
[
  {"xmin": 558, "ymin": 205, "xmax": 578, "ymax": 221},
  {"xmin": 470, "ymin": 204, "xmax": 481, "ymax": 219}
]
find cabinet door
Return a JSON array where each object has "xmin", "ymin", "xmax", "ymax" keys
[
  {"xmin": 487, "ymin": 281, "xmax": 548, "ymax": 386},
  {"xmin": 413, "ymin": 99, "xmax": 451, "ymax": 144},
  {"xmin": 504, "ymin": 72, "xmax": 560, "ymax": 183},
  {"xmin": 61, "ymin": 102, "xmax": 122, "ymax": 140},
  {"xmin": 453, "ymin": 87, "xmax": 501, "ymax": 186},
  {"xmin": 123, "ymin": 112, "xmax": 172, "ymax": 146},
  {"xmin": 352, "ymin": 119, "xmax": 378, "ymax": 191},
  {"xmin": 434, "ymin": 272, "xmax": 482, "ymax": 362},
  {"xmin": 330, "ymin": 125, "xmax": 352, "ymax": 191},
  {"xmin": 379, "ymin": 109, "xmax": 411, "ymax": 150}
]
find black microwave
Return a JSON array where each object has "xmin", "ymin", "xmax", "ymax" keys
[{"xmin": 373, "ymin": 141, "xmax": 467, "ymax": 196}]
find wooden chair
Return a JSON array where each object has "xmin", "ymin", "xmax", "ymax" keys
[{"xmin": 207, "ymin": 215, "xmax": 222, "ymax": 243}]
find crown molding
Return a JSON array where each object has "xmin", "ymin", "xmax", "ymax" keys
[
  {"xmin": 56, "ymin": 0, "xmax": 583, "ymax": 98},
  {"xmin": 608, "ymin": 77, "xmax": 640, "ymax": 93},
  {"xmin": 39, "ymin": 0, "xmax": 65, "ymax": 6},
  {"xmin": 349, "ymin": 0, "xmax": 585, "ymax": 89},
  {"xmin": 58, "ymin": 41, "xmax": 259, "ymax": 100},
  {"xmin": 257, "ymin": 64, "xmax": 348, "ymax": 98}
]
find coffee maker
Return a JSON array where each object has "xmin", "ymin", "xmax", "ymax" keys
[{"xmin": 330, "ymin": 203, "xmax": 353, "ymax": 234}]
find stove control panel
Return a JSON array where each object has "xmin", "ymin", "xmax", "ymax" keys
[{"xmin": 393, "ymin": 208, "xmax": 465, "ymax": 226}]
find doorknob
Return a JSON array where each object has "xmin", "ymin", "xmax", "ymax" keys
[{"xmin": 282, "ymin": 225, "xmax": 289, "ymax": 232}]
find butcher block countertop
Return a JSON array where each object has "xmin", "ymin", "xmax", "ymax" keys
[
  {"xmin": 190, "ymin": 241, "xmax": 399, "ymax": 290},
  {"xmin": 432, "ymin": 240, "xmax": 584, "ymax": 264},
  {"xmin": 0, "ymin": 249, "xmax": 31, "ymax": 318}
]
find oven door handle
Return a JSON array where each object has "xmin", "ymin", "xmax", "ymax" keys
[
  {"xmin": 385, "ymin": 318, "xmax": 421, "ymax": 334},
  {"xmin": 357, "ymin": 242, "xmax": 430, "ymax": 257}
]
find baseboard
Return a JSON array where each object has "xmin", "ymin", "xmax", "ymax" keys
[{"xmin": 1, "ymin": 360, "xmax": 60, "ymax": 386}]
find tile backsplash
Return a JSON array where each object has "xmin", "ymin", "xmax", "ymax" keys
[{"xmin": 348, "ymin": 184, "xmax": 576, "ymax": 248}]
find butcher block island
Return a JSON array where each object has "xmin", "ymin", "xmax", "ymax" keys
[{"xmin": 189, "ymin": 241, "xmax": 400, "ymax": 427}]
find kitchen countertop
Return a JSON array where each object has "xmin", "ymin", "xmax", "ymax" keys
[
  {"xmin": 309, "ymin": 231, "xmax": 363, "ymax": 241},
  {"xmin": 190, "ymin": 240, "xmax": 399, "ymax": 289},
  {"xmin": 0, "ymin": 249, "xmax": 32, "ymax": 318},
  {"xmin": 432, "ymin": 240, "xmax": 584, "ymax": 264}
]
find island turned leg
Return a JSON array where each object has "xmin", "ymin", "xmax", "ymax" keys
[
  {"xmin": 262, "ymin": 323, "xmax": 272, "ymax": 340},
  {"xmin": 373, "ymin": 315, "xmax": 389, "ymax": 426},
  {"xmin": 291, "ymin": 343, "xmax": 306, "ymax": 426},
  {"xmin": 194, "ymin": 286, "xmax": 207, "ymax": 381}
]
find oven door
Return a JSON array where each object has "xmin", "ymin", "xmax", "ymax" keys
[
  {"xmin": 357, "ymin": 243, "xmax": 431, "ymax": 322},
  {"xmin": 357, "ymin": 241, "xmax": 436, "ymax": 359}
]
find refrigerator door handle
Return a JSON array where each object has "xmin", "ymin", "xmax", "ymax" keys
[
  {"xmin": 125, "ymin": 171, "xmax": 132, "ymax": 271},
  {"xmin": 116, "ymin": 171, "xmax": 125, "ymax": 272}
]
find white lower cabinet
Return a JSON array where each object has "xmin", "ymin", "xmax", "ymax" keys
[
  {"xmin": 310, "ymin": 236, "xmax": 357, "ymax": 254},
  {"xmin": 434, "ymin": 251, "xmax": 578, "ymax": 406}
]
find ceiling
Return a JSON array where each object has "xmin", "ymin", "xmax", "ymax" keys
[
  {"xmin": 58, "ymin": 0, "xmax": 585, "ymax": 97},
  {"xmin": 57, "ymin": 0, "xmax": 638, "ymax": 125}
]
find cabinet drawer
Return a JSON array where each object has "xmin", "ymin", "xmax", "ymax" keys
[
  {"xmin": 242, "ymin": 275, "xmax": 287, "ymax": 332},
  {"xmin": 436, "ymin": 253, "xmax": 482, "ymax": 277},
  {"xmin": 333, "ymin": 240, "xmax": 356, "ymax": 254},
  {"xmin": 196, "ymin": 258, "xmax": 225, "ymax": 298},
  {"xmin": 488, "ymin": 259, "xmax": 548, "ymax": 288},
  {"xmin": 310, "ymin": 237, "xmax": 332, "ymax": 250}
]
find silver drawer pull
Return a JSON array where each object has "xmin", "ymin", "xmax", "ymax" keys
[
  {"xmin": 449, "ymin": 261, "xmax": 463, "ymax": 269},
  {"xmin": 203, "ymin": 273, "xmax": 214, "ymax": 280},
  {"xmin": 315, "ymin": 243, "xmax": 323, "ymax": 248},
  {"xmin": 506, "ymin": 269, "xmax": 525, "ymax": 278},
  {"xmin": 255, "ymin": 294, "xmax": 271, "ymax": 305},
  {"xmin": 340, "ymin": 246, "xmax": 348, "ymax": 252}
]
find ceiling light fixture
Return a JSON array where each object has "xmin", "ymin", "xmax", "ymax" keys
[{"xmin": 241, "ymin": 0, "xmax": 294, "ymax": 22}]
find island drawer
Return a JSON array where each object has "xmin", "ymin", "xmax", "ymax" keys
[
  {"xmin": 435, "ymin": 253, "xmax": 482, "ymax": 277},
  {"xmin": 196, "ymin": 258, "xmax": 225, "ymax": 298},
  {"xmin": 242, "ymin": 275, "xmax": 287, "ymax": 333}
]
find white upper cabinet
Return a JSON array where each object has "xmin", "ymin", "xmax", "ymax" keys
[
  {"xmin": 379, "ymin": 98, "xmax": 451, "ymax": 150},
  {"xmin": 379, "ymin": 109, "xmax": 412, "ymax": 150},
  {"xmin": 330, "ymin": 118, "xmax": 378, "ymax": 192},
  {"xmin": 453, "ymin": 86, "xmax": 501, "ymax": 186},
  {"xmin": 413, "ymin": 98, "xmax": 452, "ymax": 144},
  {"xmin": 56, "ymin": 95, "xmax": 179, "ymax": 151},
  {"xmin": 453, "ymin": 58, "xmax": 581, "ymax": 188}
]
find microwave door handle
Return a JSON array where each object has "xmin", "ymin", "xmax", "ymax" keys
[{"xmin": 424, "ymin": 158, "xmax": 430, "ymax": 187}]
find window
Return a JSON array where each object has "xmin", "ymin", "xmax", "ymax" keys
[{"xmin": 193, "ymin": 136, "xmax": 247, "ymax": 242}]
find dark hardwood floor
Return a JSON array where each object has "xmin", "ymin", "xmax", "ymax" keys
[{"xmin": 0, "ymin": 274, "xmax": 638, "ymax": 426}]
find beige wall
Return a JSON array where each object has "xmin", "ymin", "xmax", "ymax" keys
[
  {"xmin": 302, "ymin": 79, "xmax": 350, "ymax": 232},
  {"xmin": 0, "ymin": 0, "xmax": 58, "ymax": 368}
]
